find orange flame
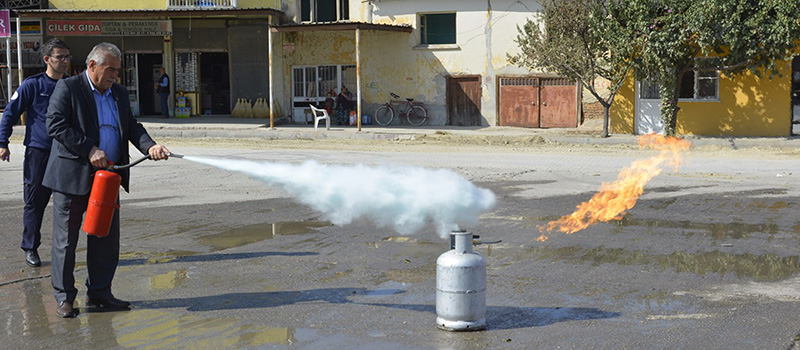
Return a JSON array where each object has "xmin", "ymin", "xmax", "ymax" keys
[{"xmin": 536, "ymin": 134, "xmax": 691, "ymax": 242}]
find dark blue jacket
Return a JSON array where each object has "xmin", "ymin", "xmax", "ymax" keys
[{"xmin": 0, "ymin": 72, "xmax": 58, "ymax": 150}]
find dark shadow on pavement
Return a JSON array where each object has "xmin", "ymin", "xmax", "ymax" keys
[
  {"xmin": 135, "ymin": 288, "xmax": 378, "ymax": 311},
  {"xmin": 118, "ymin": 251, "xmax": 318, "ymax": 267},
  {"xmin": 135, "ymin": 286, "xmax": 620, "ymax": 330},
  {"xmin": 359, "ymin": 303, "xmax": 621, "ymax": 330}
]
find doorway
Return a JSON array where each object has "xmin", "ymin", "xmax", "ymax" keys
[
  {"xmin": 792, "ymin": 56, "xmax": 800, "ymax": 124},
  {"xmin": 199, "ymin": 52, "xmax": 230, "ymax": 115},
  {"xmin": 447, "ymin": 76, "xmax": 482, "ymax": 126},
  {"xmin": 498, "ymin": 77, "xmax": 578, "ymax": 128},
  {"xmin": 635, "ymin": 79, "xmax": 665, "ymax": 135},
  {"xmin": 136, "ymin": 53, "xmax": 162, "ymax": 116}
]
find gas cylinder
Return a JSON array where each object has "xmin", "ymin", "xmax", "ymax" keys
[
  {"xmin": 436, "ymin": 230, "xmax": 486, "ymax": 331},
  {"xmin": 83, "ymin": 169, "xmax": 121, "ymax": 237}
]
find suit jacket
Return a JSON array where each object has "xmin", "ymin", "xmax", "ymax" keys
[{"xmin": 43, "ymin": 73, "xmax": 156, "ymax": 196}]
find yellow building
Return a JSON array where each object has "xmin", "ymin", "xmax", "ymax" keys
[{"xmin": 611, "ymin": 56, "xmax": 800, "ymax": 137}]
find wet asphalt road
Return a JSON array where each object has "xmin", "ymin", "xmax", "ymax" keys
[{"xmin": 1, "ymin": 142, "xmax": 799, "ymax": 349}]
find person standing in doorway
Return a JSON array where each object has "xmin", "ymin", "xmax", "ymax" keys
[
  {"xmin": 157, "ymin": 67, "xmax": 170, "ymax": 118},
  {"xmin": 0, "ymin": 38, "xmax": 71, "ymax": 268},
  {"xmin": 44, "ymin": 42, "xmax": 171, "ymax": 318}
]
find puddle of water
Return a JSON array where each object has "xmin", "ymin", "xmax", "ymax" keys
[
  {"xmin": 382, "ymin": 236, "xmax": 418, "ymax": 243},
  {"xmin": 119, "ymin": 250, "xmax": 200, "ymax": 265},
  {"xmin": 610, "ymin": 216, "xmax": 780, "ymax": 239},
  {"xmin": 362, "ymin": 281, "xmax": 407, "ymax": 297},
  {"xmin": 149, "ymin": 269, "xmax": 189, "ymax": 291},
  {"xmin": 531, "ymin": 246, "xmax": 800, "ymax": 281},
  {"xmin": 197, "ymin": 221, "xmax": 330, "ymax": 251},
  {"xmin": 113, "ymin": 310, "xmax": 296, "ymax": 348}
]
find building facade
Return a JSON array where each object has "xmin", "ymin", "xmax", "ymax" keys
[
  {"xmin": 274, "ymin": 0, "xmax": 581, "ymax": 127},
  {"xmin": 6, "ymin": 0, "xmax": 585, "ymax": 128},
  {"xmin": 610, "ymin": 56, "xmax": 800, "ymax": 137},
  {"xmin": 14, "ymin": 0, "xmax": 280, "ymax": 117}
]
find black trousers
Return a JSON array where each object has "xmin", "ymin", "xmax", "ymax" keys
[
  {"xmin": 51, "ymin": 190, "xmax": 120, "ymax": 303},
  {"xmin": 21, "ymin": 147, "xmax": 52, "ymax": 251}
]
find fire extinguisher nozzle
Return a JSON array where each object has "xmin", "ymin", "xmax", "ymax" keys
[{"xmin": 168, "ymin": 152, "xmax": 184, "ymax": 159}]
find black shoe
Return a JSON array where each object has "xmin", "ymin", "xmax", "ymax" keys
[
  {"xmin": 86, "ymin": 295, "xmax": 131, "ymax": 311},
  {"xmin": 24, "ymin": 249, "xmax": 41, "ymax": 267},
  {"xmin": 56, "ymin": 301, "xmax": 79, "ymax": 318}
]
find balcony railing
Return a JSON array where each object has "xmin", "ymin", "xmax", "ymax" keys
[{"xmin": 168, "ymin": 0, "xmax": 237, "ymax": 9}]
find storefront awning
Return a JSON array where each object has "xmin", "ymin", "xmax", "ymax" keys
[{"xmin": 14, "ymin": 7, "xmax": 283, "ymax": 19}]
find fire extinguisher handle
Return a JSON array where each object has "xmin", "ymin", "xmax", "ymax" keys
[{"xmin": 108, "ymin": 154, "xmax": 151, "ymax": 171}]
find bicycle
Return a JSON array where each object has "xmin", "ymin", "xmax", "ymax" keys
[{"xmin": 374, "ymin": 93, "xmax": 428, "ymax": 126}]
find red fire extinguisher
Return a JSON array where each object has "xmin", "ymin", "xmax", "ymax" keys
[
  {"xmin": 83, "ymin": 169, "xmax": 121, "ymax": 237},
  {"xmin": 83, "ymin": 155, "xmax": 152, "ymax": 237}
]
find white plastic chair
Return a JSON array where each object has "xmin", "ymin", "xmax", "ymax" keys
[{"xmin": 309, "ymin": 105, "xmax": 330, "ymax": 131}]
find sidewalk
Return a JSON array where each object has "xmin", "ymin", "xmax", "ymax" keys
[{"xmin": 137, "ymin": 115, "xmax": 800, "ymax": 150}]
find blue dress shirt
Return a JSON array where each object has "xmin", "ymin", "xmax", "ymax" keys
[{"xmin": 86, "ymin": 71, "xmax": 121, "ymax": 164}]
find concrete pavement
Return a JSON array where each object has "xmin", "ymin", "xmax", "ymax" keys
[
  {"xmin": 136, "ymin": 115, "xmax": 800, "ymax": 149},
  {"xmin": 6, "ymin": 114, "xmax": 800, "ymax": 149}
]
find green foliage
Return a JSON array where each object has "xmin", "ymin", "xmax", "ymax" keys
[
  {"xmin": 631, "ymin": 0, "xmax": 800, "ymax": 135},
  {"xmin": 509, "ymin": 0, "xmax": 641, "ymax": 137},
  {"xmin": 511, "ymin": 0, "xmax": 800, "ymax": 136}
]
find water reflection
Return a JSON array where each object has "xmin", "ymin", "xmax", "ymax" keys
[
  {"xmin": 531, "ymin": 246, "xmax": 800, "ymax": 281},
  {"xmin": 197, "ymin": 221, "xmax": 330, "ymax": 251},
  {"xmin": 149, "ymin": 269, "xmax": 189, "ymax": 291},
  {"xmin": 610, "ymin": 216, "xmax": 781, "ymax": 239},
  {"xmin": 113, "ymin": 310, "xmax": 295, "ymax": 348}
]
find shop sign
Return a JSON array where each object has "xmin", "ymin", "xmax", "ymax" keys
[
  {"xmin": 0, "ymin": 10, "xmax": 10, "ymax": 38},
  {"xmin": 11, "ymin": 20, "xmax": 43, "ymax": 35},
  {"xmin": 46, "ymin": 20, "xmax": 172, "ymax": 36},
  {"xmin": 0, "ymin": 37, "xmax": 45, "ymax": 67}
]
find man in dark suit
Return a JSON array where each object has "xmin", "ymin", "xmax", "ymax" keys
[
  {"xmin": 43, "ymin": 42, "xmax": 171, "ymax": 318},
  {"xmin": 156, "ymin": 67, "xmax": 170, "ymax": 118}
]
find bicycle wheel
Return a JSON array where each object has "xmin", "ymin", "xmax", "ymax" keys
[
  {"xmin": 406, "ymin": 105, "xmax": 428, "ymax": 126},
  {"xmin": 374, "ymin": 105, "xmax": 394, "ymax": 126}
]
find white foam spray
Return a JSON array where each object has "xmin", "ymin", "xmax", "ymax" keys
[{"xmin": 183, "ymin": 156, "xmax": 497, "ymax": 238}]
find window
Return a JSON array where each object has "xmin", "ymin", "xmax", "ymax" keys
[
  {"xmin": 300, "ymin": 0, "xmax": 349, "ymax": 23},
  {"xmin": 679, "ymin": 70, "xmax": 718, "ymax": 100},
  {"xmin": 420, "ymin": 13, "xmax": 456, "ymax": 45},
  {"xmin": 639, "ymin": 69, "xmax": 719, "ymax": 101},
  {"xmin": 292, "ymin": 65, "xmax": 356, "ymax": 100}
]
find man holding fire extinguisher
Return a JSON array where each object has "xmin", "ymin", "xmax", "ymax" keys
[{"xmin": 44, "ymin": 42, "xmax": 171, "ymax": 318}]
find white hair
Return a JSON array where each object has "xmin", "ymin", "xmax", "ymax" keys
[{"xmin": 85, "ymin": 42, "xmax": 121, "ymax": 66}]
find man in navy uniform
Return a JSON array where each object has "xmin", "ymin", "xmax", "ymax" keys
[{"xmin": 0, "ymin": 38, "xmax": 71, "ymax": 267}]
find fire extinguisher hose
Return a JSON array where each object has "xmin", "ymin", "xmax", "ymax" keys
[
  {"xmin": 106, "ymin": 152, "xmax": 183, "ymax": 171},
  {"xmin": 108, "ymin": 155, "xmax": 151, "ymax": 170}
]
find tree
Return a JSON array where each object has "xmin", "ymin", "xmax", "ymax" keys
[
  {"xmin": 509, "ymin": 0, "xmax": 642, "ymax": 137},
  {"xmin": 632, "ymin": 0, "xmax": 800, "ymax": 136}
]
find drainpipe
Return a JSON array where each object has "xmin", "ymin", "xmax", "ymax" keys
[
  {"xmin": 16, "ymin": 17, "xmax": 21, "ymax": 90},
  {"xmin": 356, "ymin": 27, "xmax": 361, "ymax": 131},
  {"xmin": 268, "ymin": 24, "xmax": 274, "ymax": 129}
]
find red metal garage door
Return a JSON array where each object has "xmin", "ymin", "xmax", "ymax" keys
[{"xmin": 499, "ymin": 77, "xmax": 577, "ymax": 128}]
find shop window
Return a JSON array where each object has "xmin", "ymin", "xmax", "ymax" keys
[
  {"xmin": 420, "ymin": 13, "xmax": 456, "ymax": 45},
  {"xmin": 292, "ymin": 64, "xmax": 355, "ymax": 101},
  {"xmin": 301, "ymin": 0, "xmax": 349, "ymax": 23}
]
